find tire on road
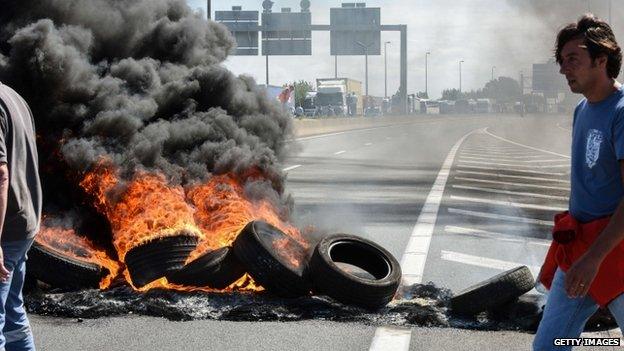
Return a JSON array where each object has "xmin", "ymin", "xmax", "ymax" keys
[
  {"xmin": 125, "ymin": 234, "xmax": 199, "ymax": 288},
  {"xmin": 166, "ymin": 246, "xmax": 246, "ymax": 289},
  {"xmin": 27, "ymin": 241, "xmax": 109, "ymax": 289},
  {"xmin": 233, "ymin": 221, "xmax": 311, "ymax": 297},
  {"xmin": 309, "ymin": 233, "xmax": 402, "ymax": 309},
  {"xmin": 450, "ymin": 266, "xmax": 535, "ymax": 316}
]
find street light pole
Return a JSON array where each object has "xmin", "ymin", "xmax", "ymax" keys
[
  {"xmin": 384, "ymin": 41, "xmax": 391, "ymax": 98},
  {"xmin": 491, "ymin": 66, "xmax": 496, "ymax": 81},
  {"xmin": 459, "ymin": 60, "xmax": 464, "ymax": 93},
  {"xmin": 425, "ymin": 51, "xmax": 430, "ymax": 98},
  {"xmin": 207, "ymin": 0, "xmax": 211, "ymax": 19},
  {"xmin": 356, "ymin": 41, "xmax": 373, "ymax": 110}
]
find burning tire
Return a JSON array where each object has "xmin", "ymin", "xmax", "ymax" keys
[
  {"xmin": 125, "ymin": 234, "xmax": 199, "ymax": 288},
  {"xmin": 308, "ymin": 234, "xmax": 402, "ymax": 309},
  {"xmin": 166, "ymin": 246, "xmax": 246, "ymax": 289},
  {"xmin": 233, "ymin": 221, "xmax": 311, "ymax": 297},
  {"xmin": 27, "ymin": 242, "xmax": 108, "ymax": 289},
  {"xmin": 450, "ymin": 266, "xmax": 535, "ymax": 316}
]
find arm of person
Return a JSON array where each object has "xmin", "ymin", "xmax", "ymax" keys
[{"xmin": 565, "ymin": 160, "xmax": 624, "ymax": 297}]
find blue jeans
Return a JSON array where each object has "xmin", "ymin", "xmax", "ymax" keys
[
  {"xmin": 533, "ymin": 268, "xmax": 624, "ymax": 350},
  {"xmin": 0, "ymin": 239, "xmax": 35, "ymax": 351}
]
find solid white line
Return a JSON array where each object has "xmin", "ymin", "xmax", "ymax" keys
[
  {"xmin": 440, "ymin": 250, "xmax": 541, "ymax": 277},
  {"xmin": 455, "ymin": 170, "xmax": 570, "ymax": 184},
  {"xmin": 369, "ymin": 327, "xmax": 412, "ymax": 351},
  {"xmin": 452, "ymin": 184, "xmax": 569, "ymax": 201},
  {"xmin": 448, "ymin": 208, "xmax": 554, "ymax": 226},
  {"xmin": 459, "ymin": 155, "xmax": 567, "ymax": 163},
  {"xmin": 444, "ymin": 225, "xmax": 551, "ymax": 246},
  {"xmin": 334, "ymin": 150, "xmax": 347, "ymax": 155},
  {"xmin": 450, "ymin": 195, "xmax": 568, "ymax": 211},
  {"xmin": 365, "ymin": 142, "xmax": 373, "ymax": 146},
  {"xmin": 454, "ymin": 176, "xmax": 570, "ymax": 191},
  {"xmin": 484, "ymin": 128, "xmax": 571, "ymax": 159},
  {"xmin": 459, "ymin": 159, "xmax": 570, "ymax": 169},
  {"xmin": 282, "ymin": 165, "xmax": 302, "ymax": 172},
  {"xmin": 460, "ymin": 152, "xmax": 544, "ymax": 158},
  {"xmin": 400, "ymin": 128, "xmax": 482, "ymax": 286},
  {"xmin": 457, "ymin": 164, "xmax": 567, "ymax": 176}
]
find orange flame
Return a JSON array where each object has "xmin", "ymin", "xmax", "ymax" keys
[{"xmin": 36, "ymin": 224, "xmax": 120, "ymax": 289}]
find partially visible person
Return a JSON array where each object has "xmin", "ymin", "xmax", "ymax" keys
[{"xmin": 0, "ymin": 82, "xmax": 42, "ymax": 351}]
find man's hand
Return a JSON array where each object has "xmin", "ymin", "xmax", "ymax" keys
[
  {"xmin": 0, "ymin": 247, "xmax": 9, "ymax": 283},
  {"xmin": 564, "ymin": 253, "xmax": 601, "ymax": 298}
]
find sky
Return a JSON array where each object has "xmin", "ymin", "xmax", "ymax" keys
[{"xmin": 187, "ymin": 0, "xmax": 620, "ymax": 99}]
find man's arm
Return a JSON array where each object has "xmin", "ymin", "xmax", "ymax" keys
[
  {"xmin": 0, "ymin": 163, "xmax": 10, "ymax": 281},
  {"xmin": 564, "ymin": 160, "xmax": 624, "ymax": 297}
]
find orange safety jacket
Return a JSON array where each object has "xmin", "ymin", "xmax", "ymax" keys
[{"xmin": 539, "ymin": 211, "xmax": 624, "ymax": 307}]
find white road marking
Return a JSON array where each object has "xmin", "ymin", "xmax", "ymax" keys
[
  {"xmin": 291, "ymin": 121, "xmax": 429, "ymax": 142},
  {"xmin": 334, "ymin": 150, "xmax": 347, "ymax": 155},
  {"xmin": 450, "ymin": 195, "xmax": 568, "ymax": 211},
  {"xmin": 282, "ymin": 165, "xmax": 302, "ymax": 172},
  {"xmin": 454, "ymin": 176, "xmax": 570, "ymax": 191},
  {"xmin": 400, "ymin": 128, "xmax": 481, "ymax": 286},
  {"xmin": 459, "ymin": 155, "xmax": 567, "ymax": 163},
  {"xmin": 365, "ymin": 142, "xmax": 373, "ymax": 146},
  {"xmin": 484, "ymin": 128, "xmax": 571, "ymax": 159},
  {"xmin": 385, "ymin": 136, "xmax": 392, "ymax": 140},
  {"xmin": 455, "ymin": 170, "xmax": 570, "ymax": 184},
  {"xmin": 444, "ymin": 226, "xmax": 550, "ymax": 246},
  {"xmin": 457, "ymin": 164, "xmax": 567, "ymax": 176},
  {"xmin": 556, "ymin": 123, "xmax": 572, "ymax": 133},
  {"xmin": 458, "ymin": 159, "xmax": 570, "ymax": 169},
  {"xmin": 460, "ymin": 152, "xmax": 545, "ymax": 159},
  {"xmin": 448, "ymin": 208, "xmax": 554, "ymax": 226},
  {"xmin": 369, "ymin": 327, "xmax": 412, "ymax": 351},
  {"xmin": 452, "ymin": 184, "xmax": 569, "ymax": 201},
  {"xmin": 440, "ymin": 250, "xmax": 541, "ymax": 277}
]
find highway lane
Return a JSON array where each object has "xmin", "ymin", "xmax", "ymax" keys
[{"xmin": 34, "ymin": 114, "xmax": 613, "ymax": 351}]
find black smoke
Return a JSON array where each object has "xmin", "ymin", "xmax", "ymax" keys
[{"xmin": 0, "ymin": 0, "xmax": 294, "ymax": 213}]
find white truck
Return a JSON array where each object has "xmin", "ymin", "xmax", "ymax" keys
[{"xmin": 315, "ymin": 78, "xmax": 362, "ymax": 116}]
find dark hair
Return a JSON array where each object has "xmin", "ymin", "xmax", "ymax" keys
[{"xmin": 555, "ymin": 14, "xmax": 622, "ymax": 78}]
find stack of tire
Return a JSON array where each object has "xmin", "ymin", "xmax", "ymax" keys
[{"xmin": 169, "ymin": 220, "xmax": 403, "ymax": 309}]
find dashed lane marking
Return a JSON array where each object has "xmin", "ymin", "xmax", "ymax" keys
[
  {"xmin": 444, "ymin": 226, "xmax": 550, "ymax": 246},
  {"xmin": 365, "ymin": 142, "xmax": 373, "ymax": 146},
  {"xmin": 450, "ymin": 195, "xmax": 568, "ymax": 211},
  {"xmin": 452, "ymin": 184, "xmax": 569, "ymax": 201},
  {"xmin": 282, "ymin": 165, "xmax": 302, "ymax": 172},
  {"xmin": 448, "ymin": 208, "xmax": 554, "ymax": 227},
  {"xmin": 455, "ymin": 170, "xmax": 570, "ymax": 184},
  {"xmin": 369, "ymin": 327, "xmax": 412, "ymax": 351},
  {"xmin": 440, "ymin": 250, "xmax": 541, "ymax": 277},
  {"xmin": 334, "ymin": 150, "xmax": 347, "ymax": 155},
  {"xmin": 454, "ymin": 176, "xmax": 570, "ymax": 191}
]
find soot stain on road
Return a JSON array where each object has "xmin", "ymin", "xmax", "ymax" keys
[{"xmin": 24, "ymin": 282, "xmax": 557, "ymax": 332}]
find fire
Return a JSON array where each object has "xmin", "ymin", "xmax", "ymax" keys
[
  {"xmin": 36, "ymin": 224, "xmax": 120, "ymax": 289},
  {"xmin": 186, "ymin": 174, "xmax": 308, "ymax": 262},
  {"xmin": 37, "ymin": 161, "xmax": 304, "ymax": 293}
]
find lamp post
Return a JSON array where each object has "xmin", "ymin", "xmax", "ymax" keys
[
  {"xmin": 425, "ymin": 51, "xmax": 430, "ymax": 98},
  {"xmin": 459, "ymin": 60, "xmax": 464, "ymax": 93},
  {"xmin": 384, "ymin": 41, "xmax": 391, "ymax": 98},
  {"xmin": 356, "ymin": 40, "xmax": 374, "ymax": 110},
  {"xmin": 491, "ymin": 66, "xmax": 496, "ymax": 81}
]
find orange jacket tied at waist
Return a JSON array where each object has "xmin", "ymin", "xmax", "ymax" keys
[{"xmin": 539, "ymin": 211, "xmax": 624, "ymax": 307}]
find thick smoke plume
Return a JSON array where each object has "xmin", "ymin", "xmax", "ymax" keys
[{"xmin": 0, "ymin": 0, "xmax": 294, "ymax": 214}]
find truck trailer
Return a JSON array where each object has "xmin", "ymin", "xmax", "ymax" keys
[{"xmin": 315, "ymin": 78, "xmax": 363, "ymax": 116}]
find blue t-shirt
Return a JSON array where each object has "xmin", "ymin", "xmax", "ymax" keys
[{"xmin": 570, "ymin": 86, "xmax": 624, "ymax": 222}]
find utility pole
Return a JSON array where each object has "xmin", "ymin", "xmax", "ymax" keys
[
  {"xmin": 335, "ymin": 56, "xmax": 338, "ymax": 78},
  {"xmin": 384, "ymin": 41, "xmax": 391, "ymax": 98},
  {"xmin": 459, "ymin": 60, "xmax": 464, "ymax": 93},
  {"xmin": 491, "ymin": 66, "xmax": 496, "ymax": 81},
  {"xmin": 266, "ymin": 54, "xmax": 269, "ymax": 86},
  {"xmin": 425, "ymin": 51, "xmax": 430, "ymax": 98}
]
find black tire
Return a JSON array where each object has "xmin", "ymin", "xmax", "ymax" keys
[
  {"xmin": 125, "ymin": 234, "xmax": 199, "ymax": 288},
  {"xmin": 166, "ymin": 246, "xmax": 246, "ymax": 289},
  {"xmin": 27, "ymin": 241, "xmax": 108, "ymax": 289},
  {"xmin": 309, "ymin": 234, "xmax": 402, "ymax": 309},
  {"xmin": 232, "ymin": 221, "xmax": 311, "ymax": 297},
  {"xmin": 450, "ymin": 266, "xmax": 535, "ymax": 316}
]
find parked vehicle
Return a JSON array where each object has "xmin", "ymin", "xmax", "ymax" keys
[{"xmin": 316, "ymin": 78, "xmax": 362, "ymax": 116}]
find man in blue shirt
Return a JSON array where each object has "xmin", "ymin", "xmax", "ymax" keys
[{"xmin": 534, "ymin": 14, "xmax": 624, "ymax": 350}]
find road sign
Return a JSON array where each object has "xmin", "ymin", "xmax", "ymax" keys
[
  {"xmin": 330, "ymin": 6, "xmax": 380, "ymax": 56},
  {"xmin": 262, "ymin": 11, "xmax": 311, "ymax": 55},
  {"xmin": 215, "ymin": 9, "xmax": 259, "ymax": 56},
  {"xmin": 532, "ymin": 62, "xmax": 567, "ymax": 93}
]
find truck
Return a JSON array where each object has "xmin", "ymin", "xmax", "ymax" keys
[
  {"xmin": 315, "ymin": 78, "xmax": 363, "ymax": 116},
  {"xmin": 302, "ymin": 91, "xmax": 317, "ymax": 117}
]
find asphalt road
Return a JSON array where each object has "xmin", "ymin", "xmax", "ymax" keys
[{"xmin": 29, "ymin": 114, "xmax": 621, "ymax": 351}]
